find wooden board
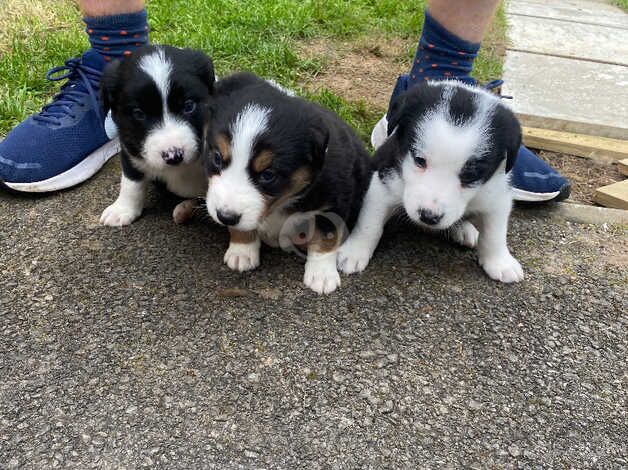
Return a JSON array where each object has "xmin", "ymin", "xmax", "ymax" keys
[
  {"xmin": 522, "ymin": 127, "xmax": 628, "ymax": 162},
  {"xmin": 618, "ymin": 159, "xmax": 628, "ymax": 177},
  {"xmin": 594, "ymin": 180, "xmax": 628, "ymax": 210}
]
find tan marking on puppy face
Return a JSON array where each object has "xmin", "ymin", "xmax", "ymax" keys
[
  {"xmin": 252, "ymin": 150, "xmax": 273, "ymax": 173},
  {"xmin": 262, "ymin": 166, "xmax": 313, "ymax": 218},
  {"xmin": 229, "ymin": 227, "xmax": 258, "ymax": 244},
  {"xmin": 215, "ymin": 133, "xmax": 231, "ymax": 164}
]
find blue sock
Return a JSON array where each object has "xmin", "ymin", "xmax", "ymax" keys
[
  {"xmin": 408, "ymin": 10, "xmax": 480, "ymax": 87},
  {"xmin": 82, "ymin": 9, "xmax": 149, "ymax": 70}
]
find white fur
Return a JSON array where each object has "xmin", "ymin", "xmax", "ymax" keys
[
  {"xmin": 339, "ymin": 82, "xmax": 523, "ymax": 283},
  {"xmin": 100, "ymin": 174, "xmax": 146, "ymax": 226},
  {"xmin": 138, "ymin": 48, "xmax": 199, "ymax": 170},
  {"xmin": 337, "ymin": 172, "xmax": 400, "ymax": 274},
  {"xmin": 101, "ymin": 48, "xmax": 206, "ymax": 226},
  {"xmin": 206, "ymin": 104, "xmax": 271, "ymax": 231},
  {"xmin": 224, "ymin": 236, "xmax": 261, "ymax": 272},
  {"xmin": 449, "ymin": 220, "xmax": 479, "ymax": 248},
  {"xmin": 304, "ymin": 251, "xmax": 341, "ymax": 294}
]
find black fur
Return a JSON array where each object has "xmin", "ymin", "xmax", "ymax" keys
[
  {"xmin": 101, "ymin": 45, "xmax": 214, "ymax": 180},
  {"xmin": 204, "ymin": 73, "xmax": 372, "ymax": 234},
  {"xmin": 378, "ymin": 82, "xmax": 521, "ymax": 186}
]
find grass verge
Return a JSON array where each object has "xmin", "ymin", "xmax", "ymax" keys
[{"xmin": 0, "ymin": 0, "xmax": 506, "ymax": 141}]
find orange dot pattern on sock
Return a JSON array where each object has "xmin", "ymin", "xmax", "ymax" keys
[
  {"xmin": 133, "ymin": 33, "xmax": 141, "ymax": 38},
  {"xmin": 104, "ymin": 56, "xmax": 111, "ymax": 62},
  {"xmin": 431, "ymin": 64, "xmax": 437, "ymax": 68},
  {"xmin": 87, "ymin": 28, "xmax": 94, "ymax": 34},
  {"xmin": 100, "ymin": 36, "xmax": 109, "ymax": 41},
  {"xmin": 120, "ymin": 30, "xmax": 128, "ymax": 35},
  {"xmin": 103, "ymin": 47, "xmax": 110, "ymax": 51},
  {"xmin": 428, "ymin": 43, "xmax": 434, "ymax": 48},
  {"xmin": 123, "ymin": 50, "xmax": 132, "ymax": 56}
]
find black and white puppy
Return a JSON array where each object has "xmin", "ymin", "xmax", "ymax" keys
[
  {"xmin": 338, "ymin": 81, "xmax": 524, "ymax": 283},
  {"xmin": 203, "ymin": 73, "xmax": 371, "ymax": 294},
  {"xmin": 100, "ymin": 45, "xmax": 214, "ymax": 226}
]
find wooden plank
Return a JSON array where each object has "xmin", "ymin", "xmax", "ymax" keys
[
  {"xmin": 522, "ymin": 127, "xmax": 628, "ymax": 162},
  {"xmin": 618, "ymin": 159, "xmax": 628, "ymax": 177},
  {"xmin": 594, "ymin": 180, "xmax": 628, "ymax": 210},
  {"xmin": 518, "ymin": 113, "xmax": 628, "ymax": 141}
]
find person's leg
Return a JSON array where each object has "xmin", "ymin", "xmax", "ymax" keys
[
  {"xmin": 0, "ymin": 1, "xmax": 148, "ymax": 192},
  {"xmin": 375, "ymin": 0, "xmax": 570, "ymax": 202}
]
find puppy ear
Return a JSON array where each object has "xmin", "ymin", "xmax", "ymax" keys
[
  {"xmin": 188, "ymin": 49, "xmax": 215, "ymax": 94},
  {"xmin": 100, "ymin": 59, "xmax": 122, "ymax": 114},
  {"xmin": 387, "ymin": 93, "xmax": 407, "ymax": 136},
  {"xmin": 495, "ymin": 106, "xmax": 522, "ymax": 173},
  {"xmin": 309, "ymin": 119, "xmax": 330, "ymax": 173}
]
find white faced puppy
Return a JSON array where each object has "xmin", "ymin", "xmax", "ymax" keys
[
  {"xmin": 204, "ymin": 73, "xmax": 371, "ymax": 294},
  {"xmin": 338, "ymin": 81, "xmax": 524, "ymax": 283},
  {"xmin": 99, "ymin": 45, "xmax": 214, "ymax": 226}
]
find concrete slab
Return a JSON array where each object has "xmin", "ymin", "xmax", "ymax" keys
[
  {"xmin": 502, "ymin": 51, "xmax": 628, "ymax": 139},
  {"xmin": 507, "ymin": 14, "xmax": 628, "ymax": 65},
  {"xmin": 509, "ymin": 0, "xmax": 628, "ymax": 29}
]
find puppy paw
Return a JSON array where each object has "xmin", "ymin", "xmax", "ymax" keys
[
  {"xmin": 337, "ymin": 238, "xmax": 373, "ymax": 274},
  {"xmin": 173, "ymin": 199, "xmax": 197, "ymax": 225},
  {"xmin": 479, "ymin": 253, "xmax": 524, "ymax": 283},
  {"xmin": 224, "ymin": 242, "xmax": 260, "ymax": 272},
  {"xmin": 304, "ymin": 255, "xmax": 341, "ymax": 294},
  {"xmin": 100, "ymin": 202, "xmax": 142, "ymax": 227},
  {"xmin": 450, "ymin": 221, "xmax": 479, "ymax": 248}
]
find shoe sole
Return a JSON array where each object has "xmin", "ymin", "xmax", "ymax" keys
[
  {"xmin": 1, "ymin": 138, "xmax": 120, "ymax": 193},
  {"xmin": 512, "ymin": 183, "xmax": 571, "ymax": 203}
]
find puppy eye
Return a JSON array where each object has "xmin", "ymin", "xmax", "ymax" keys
[
  {"xmin": 132, "ymin": 108, "xmax": 146, "ymax": 121},
  {"xmin": 259, "ymin": 169, "xmax": 275, "ymax": 184},
  {"xmin": 413, "ymin": 155, "xmax": 427, "ymax": 168},
  {"xmin": 212, "ymin": 150, "xmax": 222, "ymax": 169},
  {"xmin": 183, "ymin": 99, "xmax": 196, "ymax": 114}
]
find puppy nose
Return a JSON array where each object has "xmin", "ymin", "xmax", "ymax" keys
[
  {"xmin": 419, "ymin": 209, "xmax": 443, "ymax": 226},
  {"xmin": 216, "ymin": 210, "xmax": 241, "ymax": 226},
  {"xmin": 162, "ymin": 147, "xmax": 184, "ymax": 165}
]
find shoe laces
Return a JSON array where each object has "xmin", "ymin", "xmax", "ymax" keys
[{"xmin": 32, "ymin": 58, "xmax": 103, "ymax": 126}]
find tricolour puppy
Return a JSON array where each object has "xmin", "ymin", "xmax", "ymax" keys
[
  {"xmin": 338, "ymin": 81, "xmax": 524, "ymax": 283},
  {"xmin": 203, "ymin": 73, "xmax": 371, "ymax": 294},
  {"xmin": 100, "ymin": 45, "xmax": 214, "ymax": 226}
]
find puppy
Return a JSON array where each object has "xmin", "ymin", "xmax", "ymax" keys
[
  {"xmin": 100, "ymin": 45, "xmax": 214, "ymax": 226},
  {"xmin": 338, "ymin": 81, "xmax": 524, "ymax": 283},
  {"xmin": 203, "ymin": 73, "xmax": 371, "ymax": 294}
]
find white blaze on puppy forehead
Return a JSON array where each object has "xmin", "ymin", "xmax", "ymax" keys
[
  {"xmin": 412, "ymin": 84, "xmax": 497, "ymax": 168},
  {"xmin": 137, "ymin": 47, "xmax": 199, "ymax": 168},
  {"xmin": 139, "ymin": 47, "xmax": 172, "ymax": 106},
  {"xmin": 208, "ymin": 104, "xmax": 272, "ymax": 230}
]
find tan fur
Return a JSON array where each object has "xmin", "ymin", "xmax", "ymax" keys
[
  {"xmin": 264, "ymin": 166, "xmax": 312, "ymax": 216},
  {"xmin": 229, "ymin": 228, "xmax": 258, "ymax": 244},
  {"xmin": 215, "ymin": 133, "xmax": 231, "ymax": 164},
  {"xmin": 252, "ymin": 150, "xmax": 274, "ymax": 173}
]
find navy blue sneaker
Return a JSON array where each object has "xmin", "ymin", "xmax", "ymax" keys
[
  {"xmin": 373, "ymin": 75, "xmax": 571, "ymax": 203},
  {"xmin": 0, "ymin": 50, "xmax": 119, "ymax": 192}
]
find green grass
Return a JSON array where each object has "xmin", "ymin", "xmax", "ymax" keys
[
  {"xmin": 612, "ymin": 0, "xmax": 628, "ymax": 11},
  {"xmin": 0, "ymin": 0, "xmax": 505, "ymax": 140}
]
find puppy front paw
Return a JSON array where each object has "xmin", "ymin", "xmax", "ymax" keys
[
  {"xmin": 100, "ymin": 202, "xmax": 142, "ymax": 227},
  {"xmin": 450, "ymin": 221, "xmax": 479, "ymax": 248},
  {"xmin": 304, "ymin": 255, "xmax": 341, "ymax": 294},
  {"xmin": 479, "ymin": 252, "xmax": 524, "ymax": 283},
  {"xmin": 337, "ymin": 238, "xmax": 373, "ymax": 274},
  {"xmin": 224, "ymin": 242, "xmax": 260, "ymax": 272}
]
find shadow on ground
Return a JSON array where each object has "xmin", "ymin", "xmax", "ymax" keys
[{"xmin": 1, "ymin": 158, "xmax": 626, "ymax": 468}]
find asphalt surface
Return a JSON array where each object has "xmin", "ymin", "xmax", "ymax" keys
[{"xmin": 1, "ymin": 159, "xmax": 626, "ymax": 469}]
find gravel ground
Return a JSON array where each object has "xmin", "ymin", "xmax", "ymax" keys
[{"xmin": 1, "ymin": 160, "xmax": 626, "ymax": 469}]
